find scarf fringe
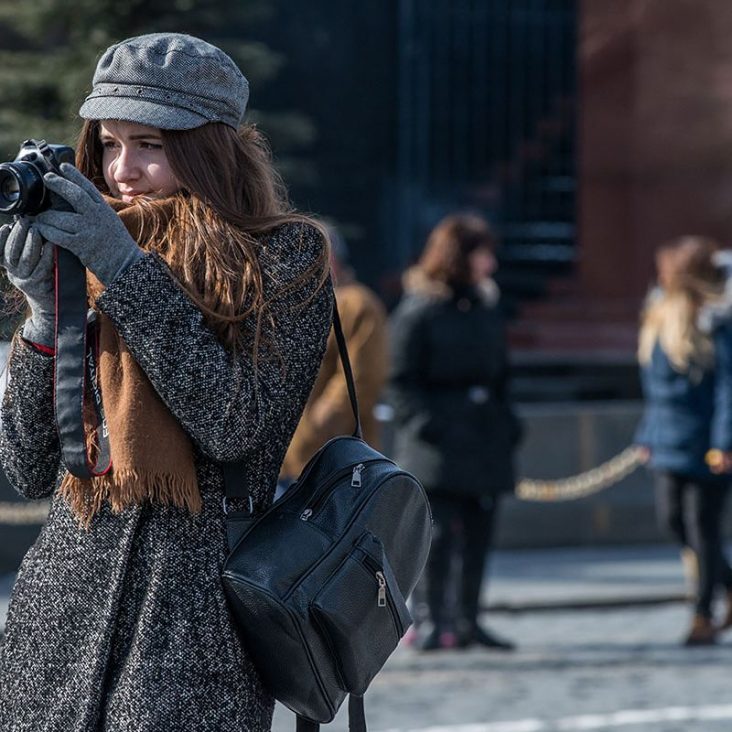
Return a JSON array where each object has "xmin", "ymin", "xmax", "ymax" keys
[
  {"xmin": 60, "ymin": 470, "xmax": 202, "ymax": 528},
  {"xmin": 61, "ymin": 197, "xmax": 201, "ymax": 527}
]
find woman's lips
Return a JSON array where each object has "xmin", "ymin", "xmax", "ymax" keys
[{"xmin": 120, "ymin": 192, "xmax": 146, "ymax": 202}]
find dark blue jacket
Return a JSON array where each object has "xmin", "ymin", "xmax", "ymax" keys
[{"xmin": 635, "ymin": 322, "xmax": 732, "ymax": 479}]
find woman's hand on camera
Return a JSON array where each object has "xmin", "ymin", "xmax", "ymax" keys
[
  {"xmin": 0, "ymin": 219, "xmax": 55, "ymax": 348},
  {"xmin": 33, "ymin": 163, "xmax": 143, "ymax": 286}
]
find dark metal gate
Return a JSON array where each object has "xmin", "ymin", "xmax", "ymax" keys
[{"xmin": 396, "ymin": 0, "xmax": 577, "ymax": 304}]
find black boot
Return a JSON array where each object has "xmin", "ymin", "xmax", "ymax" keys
[
  {"xmin": 472, "ymin": 624, "xmax": 515, "ymax": 651},
  {"xmin": 422, "ymin": 497, "xmax": 454, "ymax": 647},
  {"xmin": 456, "ymin": 620, "xmax": 515, "ymax": 651},
  {"xmin": 415, "ymin": 625, "xmax": 443, "ymax": 652}
]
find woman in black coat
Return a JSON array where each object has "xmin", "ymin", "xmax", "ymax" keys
[{"xmin": 389, "ymin": 213, "xmax": 521, "ymax": 651}]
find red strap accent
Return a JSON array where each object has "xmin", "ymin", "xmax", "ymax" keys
[{"xmin": 22, "ymin": 338, "xmax": 55, "ymax": 356}]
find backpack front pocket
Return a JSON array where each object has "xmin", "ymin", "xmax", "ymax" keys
[{"xmin": 311, "ymin": 531, "xmax": 412, "ymax": 694}]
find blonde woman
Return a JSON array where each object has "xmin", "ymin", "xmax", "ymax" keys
[{"xmin": 636, "ymin": 236, "xmax": 732, "ymax": 646}]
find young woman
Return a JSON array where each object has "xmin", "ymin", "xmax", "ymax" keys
[
  {"xmin": 636, "ymin": 236, "xmax": 732, "ymax": 646},
  {"xmin": 0, "ymin": 33, "xmax": 333, "ymax": 730},
  {"xmin": 388, "ymin": 213, "xmax": 521, "ymax": 651}
]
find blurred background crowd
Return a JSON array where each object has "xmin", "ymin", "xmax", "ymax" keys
[{"xmin": 3, "ymin": 0, "xmax": 732, "ymax": 664}]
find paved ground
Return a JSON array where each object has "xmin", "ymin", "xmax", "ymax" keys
[
  {"xmin": 271, "ymin": 603, "xmax": 732, "ymax": 732},
  {"xmin": 272, "ymin": 544, "xmax": 731, "ymax": 732},
  {"xmin": 3, "ymin": 543, "xmax": 732, "ymax": 731},
  {"xmin": 473, "ymin": 544, "xmax": 691, "ymax": 610}
]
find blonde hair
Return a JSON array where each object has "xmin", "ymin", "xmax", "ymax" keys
[{"xmin": 638, "ymin": 236, "xmax": 723, "ymax": 373}]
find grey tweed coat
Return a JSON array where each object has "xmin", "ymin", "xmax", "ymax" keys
[{"xmin": 0, "ymin": 223, "xmax": 333, "ymax": 732}]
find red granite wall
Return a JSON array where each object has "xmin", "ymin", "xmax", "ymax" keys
[
  {"xmin": 514, "ymin": 0, "xmax": 732, "ymax": 356},
  {"xmin": 580, "ymin": 0, "xmax": 732, "ymax": 302}
]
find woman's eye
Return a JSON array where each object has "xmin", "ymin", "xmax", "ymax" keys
[
  {"xmin": 140, "ymin": 142, "xmax": 163, "ymax": 150},
  {"xmin": 101, "ymin": 140, "xmax": 117, "ymax": 150}
]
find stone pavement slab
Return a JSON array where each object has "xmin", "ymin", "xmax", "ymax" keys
[{"xmin": 485, "ymin": 543, "xmax": 690, "ymax": 610}]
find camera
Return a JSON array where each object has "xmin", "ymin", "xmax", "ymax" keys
[{"xmin": 0, "ymin": 139, "xmax": 75, "ymax": 216}]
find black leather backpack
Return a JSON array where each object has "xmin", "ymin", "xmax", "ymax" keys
[{"xmin": 221, "ymin": 303, "xmax": 432, "ymax": 732}]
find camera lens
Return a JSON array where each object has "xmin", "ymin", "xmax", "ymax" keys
[
  {"xmin": 0, "ymin": 162, "xmax": 45, "ymax": 215},
  {"xmin": 0, "ymin": 172, "xmax": 19, "ymax": 204}
]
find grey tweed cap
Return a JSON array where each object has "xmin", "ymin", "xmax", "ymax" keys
[{"xmin": 79, "ymin": 33, "xmax": 249, "ymax": 130}]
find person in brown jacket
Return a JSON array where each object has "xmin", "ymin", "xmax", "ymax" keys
[{"xmin": 280, "ymin": 229, "xmax": 389, "ymax": 482}]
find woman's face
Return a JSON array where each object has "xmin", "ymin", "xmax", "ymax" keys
[
  {"xmin": 99, "ymin": 120, "xmax": 181, "ymax": 202},
  {"xmin": 468, "ymin": 246, "xmax": 497, "ymax": 283}
]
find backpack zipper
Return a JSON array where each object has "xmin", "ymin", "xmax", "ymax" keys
[
  {"xmin": 376, "ymin": 571, "xmax": 387, "ymax": 607},
  {"xmin": 299, "ymin": 461, "xmax": 377, "ymax": 521},
  {"xmin": 358, "ymin": 552, "xmax": 404, "ymax": 631}
]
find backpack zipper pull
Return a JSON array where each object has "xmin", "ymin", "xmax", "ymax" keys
[
  {"xmin": 300, "ymin": 508, "xmax": 313, "ymax": 521},
  {"xmin": 375, "ymin": 571, "xmax": 387, "ymax": 607},
  {"xmin": 351, "ymin": 463, "xmax": 365, "ymax": 487}
]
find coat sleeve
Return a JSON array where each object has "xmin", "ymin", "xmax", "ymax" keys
[
  {"xmin": 387, "ymin": 299, "xmax": 440, "ymax": 437},
  {"xmin": 0, "ymin": 336, "xmax": 61, "ymax": 499},
  {"xmin": 711, "ymin": 323, "xmax": 732, "ymax": 452},
  {"xmin": 95, "ymin": 223, "xmax": 334, "ymax": 463}
]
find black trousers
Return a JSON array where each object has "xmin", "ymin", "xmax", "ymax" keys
[
  {"xmin": 654, "ymin": 471, "xmax": 732, "ymax": 618},
  {"xmin": 423, "ymin": 491, "xmax": 500, "ymax": 629}
]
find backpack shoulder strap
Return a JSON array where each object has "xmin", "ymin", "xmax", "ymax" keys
[
  {"xmin": 331, "ymin": 299, "xmax": 362, "ymax": 440},
  {"xmin": 296, "ymin": 715, "xmax": 319, "ymax": 732},
  {"xmin": 295, "ymin": 696, "xmax": 367, "ymax": 732},
  {"xmin": 348, "ymin": 695, "xmax": 367, "ymax": 732}
]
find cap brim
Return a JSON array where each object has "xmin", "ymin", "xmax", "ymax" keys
[{"xmin": 79, "ymin": 96, "xmax": 210, "ymax": 130}]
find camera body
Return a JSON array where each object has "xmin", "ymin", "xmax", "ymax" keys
[{"xmin": 0, "ymin": 139, "xmax": 75, "ymax": 216}]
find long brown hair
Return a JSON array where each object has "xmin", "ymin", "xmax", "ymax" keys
[
  {"xmin": 638, "ymin": 236, "xmax": 724, "ymax": 372},
  {"xmin": 76, "ymin": 120, "xmax": 329, "ymax": 353},
  {"xmin": 418, "ymin": 213, "xmax": 496, "ymax": 288}
]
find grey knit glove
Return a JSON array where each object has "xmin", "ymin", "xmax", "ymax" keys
[
  {"xmin": 0, "ymin": 219, "xmax": 55, "ymax": 348},
  {"xmin": 33, "ymin": 163, "xmax": 144, "ymax": 286}
]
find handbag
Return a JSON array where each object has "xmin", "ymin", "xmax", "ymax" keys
[{"xmin": 221, "ymin": 302, "xmax": 432, "ymax": 731}]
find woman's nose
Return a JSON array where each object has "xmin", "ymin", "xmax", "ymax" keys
[{"xmin": 113, "ymin": 147, "xmax": 140, "ymax": 181}]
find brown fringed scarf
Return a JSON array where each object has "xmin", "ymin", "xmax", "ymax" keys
[{"xmin": 59, "ymin": 197, "xmax": 203, "ymax": 525}]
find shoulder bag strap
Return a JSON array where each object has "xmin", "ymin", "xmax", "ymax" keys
[{"xmin": 331, "ymin": 299, "xmax": 362, "ymax": 440}]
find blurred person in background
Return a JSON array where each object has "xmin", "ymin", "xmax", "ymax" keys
[
  {"xmin": 280, "ymin": 227, "xmax": 388, "ymax": 484},
  {"xmin": 636, "ymin": 236, "xmax": 732, "ymax": 646},
  {"xmin": 388, "ymin": 213, "xmax": 521, "ymax": 652}
]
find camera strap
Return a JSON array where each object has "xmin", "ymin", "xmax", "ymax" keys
[{"xmin": 54, "ymin": 246, "xmax": 112, "ymax": 478}]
